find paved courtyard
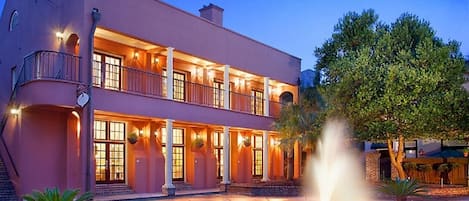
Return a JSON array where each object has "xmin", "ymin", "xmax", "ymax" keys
[{"xmin": 146, "ymin": 193, "xmax": 469, "ymax": 201}]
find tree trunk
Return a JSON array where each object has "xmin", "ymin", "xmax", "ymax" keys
[
  {"xmin": 387, "ymin": 135, "xmax": 406, "ymax": 179},
  {"xmin": 286, "ymin": 148, "xmax": 294, "ymax": 180}
]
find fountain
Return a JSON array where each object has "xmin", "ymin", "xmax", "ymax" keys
[{"xmin": 305, "ymin": 120, "xmax": 373, "ymax": 201}]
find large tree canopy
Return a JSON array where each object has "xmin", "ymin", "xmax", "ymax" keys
[{"xmin": 315, "ymin": 9, "xmax": 469, "ymax": 179}]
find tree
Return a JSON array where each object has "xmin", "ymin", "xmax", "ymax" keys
[
  {"xmin": 272, "ymin": 87, "xmax": 323, "ymax": 180},
  {"xmin": 315, "ymin": 9, "xmax": 469, "ymax": 179}
]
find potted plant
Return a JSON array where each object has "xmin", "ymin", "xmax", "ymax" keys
[
  {"xmin": 192, "ymin": 137, "xmax": 204, "ymax": 149},
  {"xmin": 127, "ymin": 132, "xmax": 138, "ymax": 144},
  {"xmin": 463, "ymin": 148, "xmax": 469, "ymax": 157}
]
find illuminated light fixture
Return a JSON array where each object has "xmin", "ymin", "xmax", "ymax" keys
[
  {"xmin": 133, "ymin": 52, "xmax": 139, "ymax": 59},
  {"xmin": 208, "ymin": 70, "xmax": 215, "ymax": 79},
  {"xmin": 55, "ymin": 32, "xmax": 64, "ymax": 41},
  {"xmin": 138, "ymin": 129, "xmax": 143, "ymax": 137},
  {"xmin": 71, "ymin": 111, "xmax": 80, "ymax": 119},
  {"xmin": 154, "ymin": 58, "xmax": 159, "ymax": 64},
  {"xmin": 10, "ymin": 108, "xmax": 20, "ymax": 115},
  {"xmin": 154, "ymin": 131, "xmax": 159, "ymax": 137}
]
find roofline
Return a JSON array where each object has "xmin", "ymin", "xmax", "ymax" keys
[{"xmin": 158, "ymin": 0, "xmax": 302, "ymax": 62}]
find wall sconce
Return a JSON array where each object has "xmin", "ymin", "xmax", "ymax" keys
[
  {"xmin": 133, "ymin": 52, "xmax": 139, "ymax": 60},
  {"xmin": 208, "ymin": 70, "xmax": 215, "ymax": 79},
  {"xmin": 154, "ymin": 131, "xmax": 159, "ymax": 137},
  {"xmin": 138, "ymin": 129, "xmax": 143, "ymax": 137},
  {"xmin": 271, "ymin": 138, "xmax": 280, "ymax": 146},
  {"xmin": 154, "ymin": 58, "xmax": 159, "ymax": 64},
  {"xmin": 10, "ymin": 108, "xmax": 20, "ymax": 115},
  {"xmin": 55, "ymin": 32, "xmax": 64, "ymax": 41}
]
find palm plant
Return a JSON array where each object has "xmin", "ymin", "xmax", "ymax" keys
[
  {"xmin": 272, "ymin": 87, "xmax": 323, "ymax": 180},
  {"xmin": 379, "ymin": 178, "xmax": 427, "ymax": 201},
  {"xmin": 23, "ymin": 188, "xmax": 93, "ymax": 201}
]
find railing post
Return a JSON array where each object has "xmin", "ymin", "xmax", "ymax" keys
[
  {"xmin": 166, "ymin": 47, "xmax": 174, "ymax": 100},
  {"xmin": 223, "ymin": 65, "xmax": 230, "ymax": 110},
  {"xmin": 264, "ymin": 77, "xmax": 270, "ymax": 116}
]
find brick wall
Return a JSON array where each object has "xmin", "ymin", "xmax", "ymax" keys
[{"xmin": 365, "ymin": 151, "xmax": 381, "ymax": 182}]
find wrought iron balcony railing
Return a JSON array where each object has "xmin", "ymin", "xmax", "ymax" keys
[{"xmin": 21, "ymin": 50, "xmax": 81, "ymax": 84}]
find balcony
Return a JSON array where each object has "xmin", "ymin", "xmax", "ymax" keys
[
  {"xmin": 21, "ymin": 50, "xmax": 80, "ymax": 84},
  {"xmin": 19, "ymin": 50, "xmax": 283, "ymax": 117},
  {"xmin": 91, "ymin": 61, "xmax": 283, "ymax": 117}
]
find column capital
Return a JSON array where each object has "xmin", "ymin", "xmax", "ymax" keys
[
  {"xmin": 166, "ymin": 47, "xmax": 174, "ymax": 51},
  {"xmin": 165, "ymin": 119, "xmax": 174, "ymax": 123}
]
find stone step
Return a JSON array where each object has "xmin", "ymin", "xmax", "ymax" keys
[
  {"xmin": 174, "ymin": 182, "xmax": 192, "ymax": 191},
  {"xmin": 95, "ymin": 183, "xmax": 134, "ymax": 196},
  {"xmin": 0, "ymin": 154, "xmax": 18, "ymax": 201}
]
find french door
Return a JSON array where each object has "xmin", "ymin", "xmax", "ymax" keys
[{"xmin": 94, "ymin": 120, "xmax": 126, "ymax": 184}]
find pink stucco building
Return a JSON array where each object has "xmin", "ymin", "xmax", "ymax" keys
[{"xmin": 0, "ymin": 0, "xmax": 301, "ymax": 197}]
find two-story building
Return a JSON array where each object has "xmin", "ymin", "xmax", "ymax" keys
[{"xmin": 0, "ymin": 0, "xmax": 301, "ymax": 196}]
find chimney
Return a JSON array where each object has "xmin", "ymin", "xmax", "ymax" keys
[{"xmin": 199, "ymin": 3, "xmax": 224, "ymax": 26}]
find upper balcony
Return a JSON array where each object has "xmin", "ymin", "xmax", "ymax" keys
[{"xmin": 18, "ymin": 49, "xmax": 296, "ymax": 120}]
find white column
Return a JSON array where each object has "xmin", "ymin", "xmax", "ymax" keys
[
  {"xmin": 261, "ymin": 130, "xmax": 269, "ymax": 181},
  {"xmin": 222, "ymin": 126, "xmax": 230, "ymax": 184},
  {"xmin": 223, "ymin": 65, "xmax": 230, "ymax": 110},
  {"xmin": 166, "ymin": 47, "xmax": 174, "ymax": 100},
  {"xmin": 163, "ymin": 119, "xmax": 175, "ymax": 191},
  {"xmin": 264, "ymin": 77, "xmax": 270, "ymax": 116}
]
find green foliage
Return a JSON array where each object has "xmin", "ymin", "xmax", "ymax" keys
[
  {"xmin": 273, "ymin": 87, "xmax": 323, "ymax": 150},
  {"xmin": 416, "ymin": 164, "xmax": 431, "ymax": 172},
  {"xmin": 380, "ymin": 178, "xmax": 427, "ymax": 200},
  {"xmin": 403, "ymin": 162, "xmax": 417, "ymax": 171},
  {"xmin": 436, "ymin": 162, "xmax": 460, "ymax": 173},
  {"xmin": 23, "ymin": 188, "xmax": 93, "ymax": 201},
  {"xmin": 314, "ymin": 9, "xmax": 469, "ymax": 141}
]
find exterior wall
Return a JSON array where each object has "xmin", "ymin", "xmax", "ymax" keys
[
  {"xmin": 86, "ymin": 0, "xmax": 300, "ymax": 86},
  {"xmin": 17, "ymin": 108, "xmax": 71, "ymax": 195},
  {"xmin": 0, "ymin": 0, "xmax": 301, "ymax": 196}
]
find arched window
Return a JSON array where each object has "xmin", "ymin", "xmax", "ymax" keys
[{"xmin": 279, "ymin": 92, "xmax": 293, "ymax": 105}]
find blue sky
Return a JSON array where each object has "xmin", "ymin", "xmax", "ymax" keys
[{"xmin": 1, "ymin": 1, "xmax": 468, "ymax": 71}]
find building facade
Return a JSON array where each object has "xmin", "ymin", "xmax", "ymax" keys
[{"xmin": 0, "ymin": 0, "xmax": 301, "ymax": 196}]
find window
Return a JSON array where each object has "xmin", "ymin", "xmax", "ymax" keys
[
  {"xmin": 252, "ymin": 135, "xmax": 263, "ymax": 176},
  {"xmin": 161, "ymin": 128, "xmax": 185, "ymax": 181},
  {"xmin": 93, "ymin": 53, "xmax": 122, "ymax": 90},
  {"xmin": 93, "ymin": 120, "xmax": 126, "ymax": 183},
  {"xmin": 163, "ymin": 70, "xmax": 186, "ymax": 101},
  {"xmin": 213, "ymin": 81, "xmax": 224, "ymax": 108},
  {"xmin": 213, "ymin": 131, "xmax": 224, "ymax": 178},
  {"xmin": 251, "ymin": 90, "xmax": 264, "ymax": 115}
]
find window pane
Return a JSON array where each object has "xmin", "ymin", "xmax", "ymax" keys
[
  {"xmin": 109, "ymin": 144, "xmax": 125, "ymax": 180},
  {"xmin": 94, "ymin": 120, "xmax": 106, "ymax": 140},
  {"xmin": 161, "ymin": 128, "xmax": 167, "ymax": 144},
  {"xmin": 94, "ymin": 143, "xmax": 106, "ymax": 181},
  {"xmin": 173, "ymin": 72, "xmax": 185, "ymax": 101},
  {"xmin": 173, "ymin": 128, "xmax": 184, "ymax": 145},
  {"xmin": 213, "ymin": 81, "xmax": 224, "ymax": 108},
  {"xmin": 110, "ymin": 122, "xmax": 125, "ymax": 141},
  {"xmin": 92, "ymin": 54, "xmax": 102, "ymax": 87},
  {"xmin": 105, "ymin": 57, "xmax": 121, "ymax": 90}
]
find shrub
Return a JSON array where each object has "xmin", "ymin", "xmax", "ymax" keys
[
  {"xmin": 380, "ymin": 178, "xmax": 427, "ymax": 201},
  {"xmin": 23, "ymin": 188, "xmax": 93, "ymax": 201}
]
